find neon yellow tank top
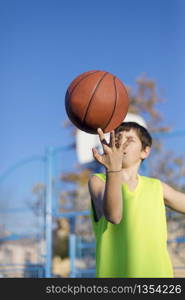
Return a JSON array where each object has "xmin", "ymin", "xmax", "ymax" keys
[{"xmin": 90, "ymin": 173, "xmax": 173, "ymax": 278}]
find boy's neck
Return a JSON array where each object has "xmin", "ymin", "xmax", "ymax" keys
[{"xmin": 120, "ymin": 165, "xmax": 140, "ymax": 182}]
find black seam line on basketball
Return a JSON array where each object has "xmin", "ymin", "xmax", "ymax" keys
[
  {"xmin": 69, "ymin": 71, "xmax": 100, "ymax": 97},
  {"xmin": 102, "ymin": 76, "xmax": 117, "ymax": 131},
  {"xmin": 82, "ymin": 72, "xmax": 109, "ymax": 125}
]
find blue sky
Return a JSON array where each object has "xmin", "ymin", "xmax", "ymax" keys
[{"xmin": 0, "ymin": 0, "xmax": 185, "ymax": 176}]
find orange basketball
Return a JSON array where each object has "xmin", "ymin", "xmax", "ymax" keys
[{"xmin": 65, "ymin": 70, "xmax": 129, "ymax": 134}]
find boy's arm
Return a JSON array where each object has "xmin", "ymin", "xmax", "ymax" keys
[
  {"xmin": 88, "ymin": 173, "xmax": 123, "ymax": 224},
  {"xmin": 161, "ymin": 181, "xmax": 185, "ymax": 214},
  {"xmin": 88, "ymin": 175, "xmax": 105, "ymax": 221},
  {"xmin": 89, "ymin": 128, "xmax": 132, "ymax": 224}
]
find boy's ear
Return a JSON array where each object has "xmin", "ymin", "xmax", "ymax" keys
[{"xmin": 141, "ymin": 146, "xmax": 151, "ymax": 160}]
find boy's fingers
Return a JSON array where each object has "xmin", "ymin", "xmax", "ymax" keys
[
  {"xmin": 117, "ymin": 133, "xmax": 125, "ymax": 148},
  {"xmin": 92, "ymin": 148, "xmax": 103, "ymax": 164},
  {"xmin": 109, "ymin": 130, "xmax": 115, "ymax": 148},
  {"xmin": 97, "ymin": 128, "xmax": 111, "ymax": 154},
  {"xmin": 122, "ymin": 137, "xmax": 132, "ymax": 149},
  {"xmin": 97, "ymin": 128, "xmax": 108, "ymax": 146},
  {"xmin": 103, "ymin": 143, "xmax": 111, "ymax": 154}
]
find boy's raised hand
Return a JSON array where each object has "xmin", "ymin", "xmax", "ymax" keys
[{"xmin": 92, "ymin": 128, "xmax": 131, "ymax": 171}]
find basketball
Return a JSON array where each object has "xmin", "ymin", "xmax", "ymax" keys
[{"xmin": 65, "ymin": 70, "xmax": 129, "ymax": 134}]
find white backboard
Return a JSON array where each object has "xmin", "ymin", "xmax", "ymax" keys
[{"xmin": 76, "ymin": 113, "xmax": 147, "ymax": 164}]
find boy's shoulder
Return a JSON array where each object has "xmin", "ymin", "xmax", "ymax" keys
[{"xmin": 92, "ymin": 172, "xmax": 106, "ymax": 181}]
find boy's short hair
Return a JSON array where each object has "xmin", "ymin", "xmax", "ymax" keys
[{"xmin": 115, "ymin": 121, "xmax": 152, "ymax": 150}]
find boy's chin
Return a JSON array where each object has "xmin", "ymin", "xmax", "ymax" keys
[
  {"xmin": 122, "ymin": 160, "xmax": 140, "ymax": 168},
  {"xmin": 122, "ymin": 162, "xmax": 131, "ymax": 168}
]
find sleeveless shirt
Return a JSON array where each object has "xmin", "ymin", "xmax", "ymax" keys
[{"xmin": 90, "ymin": 173, "xmax": 173, "ymax": 278}]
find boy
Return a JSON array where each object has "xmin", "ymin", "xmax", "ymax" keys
[{"xmin": 88, "ymin": 122, "xmax": 185, "ymax": 278}]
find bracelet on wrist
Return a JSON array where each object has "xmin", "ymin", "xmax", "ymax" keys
[{"xmin": 106, "ymin": 169, "xmax": 122, "ymax": 173}]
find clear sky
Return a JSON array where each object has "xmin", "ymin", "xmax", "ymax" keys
[{"xmin": 1, "ymin": 0, "xmax": 185, "ymax": 175}]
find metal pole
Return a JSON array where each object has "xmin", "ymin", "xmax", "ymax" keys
[
  {"xmin": 45, "ymin": 146, "xmax": 53, "ymax": 278},
  {"xmin": 69, "ymin": 217, "xmax": 76, "ymax": 278}
]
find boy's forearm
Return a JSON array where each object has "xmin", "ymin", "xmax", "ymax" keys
[{"xmin": 103, "ymin": 172, "xmax": 123, "ymax": 224}]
